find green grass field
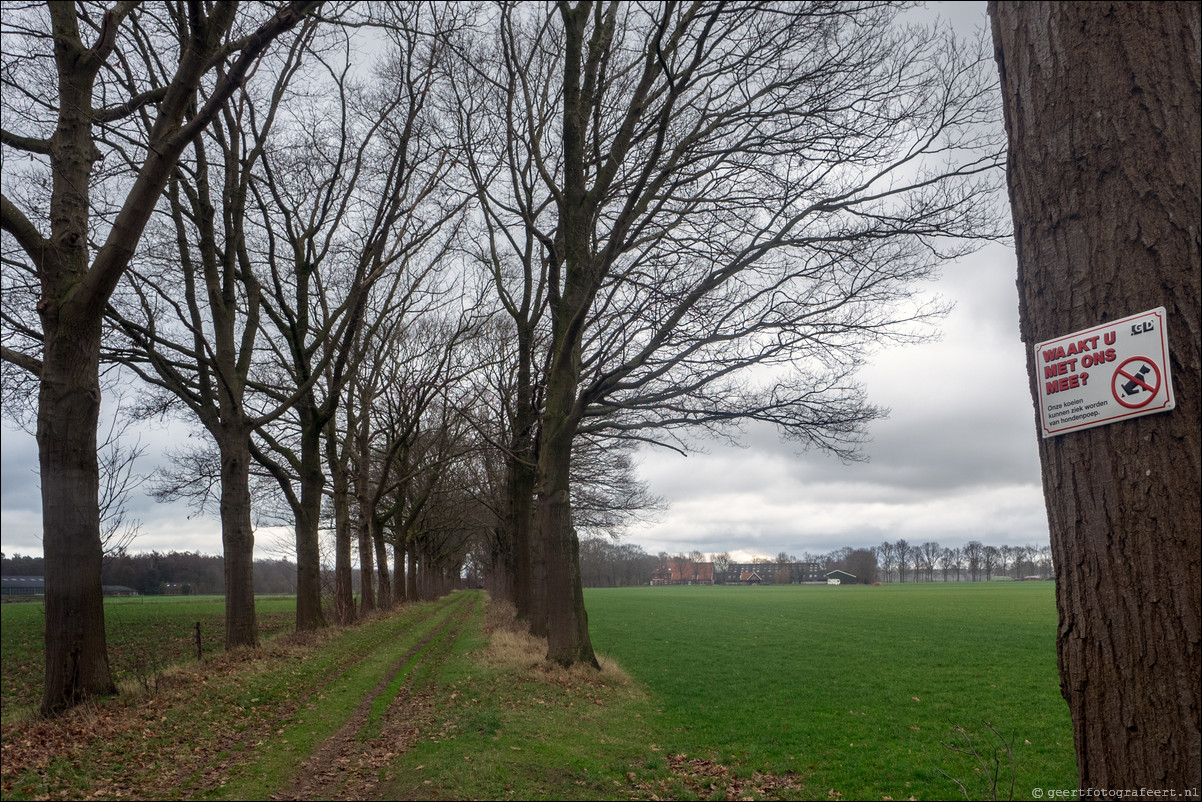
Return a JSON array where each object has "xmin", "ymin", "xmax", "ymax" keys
[
  {"xmin": 0, "ymin": 596, "xmax": 296, "ymax": 719},
  {"xmin": 585, "ymin": 582, "xmax": 1076, "ymax": 800}
]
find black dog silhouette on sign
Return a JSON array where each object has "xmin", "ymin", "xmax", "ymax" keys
[{"xmin": 1121, "ymin": 365, "xmax": 1152, "ymax": 397}]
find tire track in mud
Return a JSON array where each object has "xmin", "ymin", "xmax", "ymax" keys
[{"xmin": 273, "ymin": 594, "xmax": 477, "ymax": 801}]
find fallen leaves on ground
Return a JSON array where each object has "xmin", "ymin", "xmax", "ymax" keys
[{"xmin": 629, "ymin": 752, "xmax": 806, "ymax": 801}]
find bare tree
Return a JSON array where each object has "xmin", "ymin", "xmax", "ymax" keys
[
  {"xmin": 981, "ymin": 544, "xmax": 998, "ymax": 581},
  {"xmin": 106, "ymin": 16, "xmax": 326, "ymax": 647},
  {"xmin": 845, "ymin": 548, "xmax": 878, "ymax": 585},
  {"xmin": 96, "ymin": 403, "xmax": 146, "ymax": 561},
  {"xmin": 997, "ymin": 544, "xmax": 1014, "ymax": 580},
  {"xmin": 990, "ymin": 2, "xmax": 1200, "ymax": 791},
  {"xmin": 243, "ymin": 6, "xmax": 463, "ymax": 630},
  {"xmin": 938, "ymin": 546, "xmax": 960, "ymax": 583},
  {"xmin": 963, "ymin": 540, "xmax": 984, "ymax": 582},
  {"xmin": 457, "ymin": 1, "xmax": 1002, "ymax": 668},
  {"xmin": 919, "ymin": 541, "xmax": 941, "ymax": 583},
  {"xmin": 894, "ymin": 539, "xmax": 911, "ymax": 583},
  {"xmin": 442, "ymin": 6, "xmax": 559, "ymax": 631},
  {"xmin": 872, "ymin": 542, "xmax": 893, "ymax": 583},
  {"xmin": 0, "ymin": 0, "xmax": 321, "ymax": 715},
  {"xmin": 712, "ymin": 551, "xmax": 733, "ymax": 584}
]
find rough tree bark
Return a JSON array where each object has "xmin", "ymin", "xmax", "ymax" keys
[{"xmin": 990, "ymin": 2, "xmax": 1201, "ymax": 793}]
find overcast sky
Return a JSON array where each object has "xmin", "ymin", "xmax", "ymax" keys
[{"xmin": 1, "ymin": 3, "xmax": 1049, "ymax": 564}]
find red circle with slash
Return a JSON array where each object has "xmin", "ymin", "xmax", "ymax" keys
[{"xmin": 1111, "ymin": 356, "xmax": 1162, "ymax": 409}]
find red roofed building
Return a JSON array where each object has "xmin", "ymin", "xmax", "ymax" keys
[{"xmin": 650, "ymin": 560, "xmax": 715, "ymax": 585}]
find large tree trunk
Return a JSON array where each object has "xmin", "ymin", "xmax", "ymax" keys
[
  {"xmin": 217, "ymin": 424, "xmax": 258, "ymax": 648},
  {"xmin": 536, "ymin": 304, "xmax": 599, "ymax": 667},
  {"xmin": 39, "ymin": 318, "xmax": 115, "ymax": 714},
  {"xmin": 36, "ymin": 19, "xmax": 118, "ymax": 713},
  {"xmin": 530, "ymin": 1, "xmax": 602, "ymax": 670},
  {"xmin": 536, "ymin": 386, "xmax": 598, "ymax": 669},
  {"xmin": 990, "ymin": 2, "xmax": 1201, "ymax": 792}
]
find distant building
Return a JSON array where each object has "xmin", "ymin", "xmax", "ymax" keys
[
  {"xmin": 724, "ymin": 562, "xmax": 823, "ymax": 584},
  {"xmin": 1, "ymin": 578, "xmax": 138, "ymax": 597},
  {"xmin": 825, "ymin": 570, "xmax": 857, "ymax": 585},
  {"xmin": 1, "ymin": 576, "xmax": 44, "ymax": 597},
  {"xmin": 650, "ymin": 560, "xmax": 715, "ymax": 585}
]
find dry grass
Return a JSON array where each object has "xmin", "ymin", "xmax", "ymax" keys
[{"xmin": 481, "ymin": 599, "xmax": 630, "ymax": 686}]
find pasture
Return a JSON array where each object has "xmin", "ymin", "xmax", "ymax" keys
[
  {"xmin": 0, "ymin": 596, "xmax": 295, "ymax": 719},
  {"xmin": 585, "ymin": 582, "xmax": 1076, "ymax": 800}
]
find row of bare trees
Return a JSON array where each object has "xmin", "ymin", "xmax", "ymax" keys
[
  {"xmin": 873, "ymin": 539, "xmax": 1052, "ymax": 583},
  {"xmin": 651, "ymin": 540, "xmax": 1054, "ymax": 586},
  {"xmin": 3, "ymin": 1, "xmax": 1004, "ymax": 714}
]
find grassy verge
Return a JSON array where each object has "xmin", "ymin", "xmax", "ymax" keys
[
  {"xmin": 376, "ymin": 601, "xmax": 665, "ymax": 801},
  {"xmin": 1, "ymin": 592, "xmax": 678, "ymax": 801},
  {"xmin": 0, "ymin": 594, "xmax": 478, "ymax": 800}
]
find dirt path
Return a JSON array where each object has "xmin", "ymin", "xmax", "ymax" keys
[
  {"xmin": 0, "ymin": 595, "xmax": 480, "ymax": 802},
  {"xmin": 274, "ymin": 596, "xmax": 476, "ymax": 801}
]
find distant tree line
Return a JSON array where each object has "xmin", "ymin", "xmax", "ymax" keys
[
  {"xmin": 576, "ymin": 538, "xmax": 661, "ymax": 587},
  {"xmin": 575, "ymin": 538, "xmax": 1054, "ymax": 588},
  {"xmin": 1, "ymin": 551, "xmax": 301, "ymax": 596},
  {"xmin": 872, "ymin": 539, "xmax": 1053, "ymax": 582},
  {"xmin": 5, "ymin": 535, "xmax": 1053, "ymax": 595}
]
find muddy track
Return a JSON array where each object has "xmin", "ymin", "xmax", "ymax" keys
[{"xmin": 273, "ymin": 594, "xmax": 477, "ymax": 801}]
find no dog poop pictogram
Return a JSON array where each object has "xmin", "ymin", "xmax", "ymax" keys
[{"xmin": 1112, "ymin": 356, "xmax": 1162, "ymax": 409}]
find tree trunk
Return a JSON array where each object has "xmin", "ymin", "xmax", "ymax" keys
[
  {"xmin": 393, "ymin": 542, "xmax": 405, "ymax": 603},
  {"xmin": 536, "ymin": 343, "xmax": 599, "ymax": 669},
  {"xmin": 406, "ymin": 545, "xmax": 418, "ymax": 603},
  {"xmin": 373, "ymin": 520, "xmax": 392, "ymax": 610},
  {"xmin": 506, "ymin": 324, "xmax": 543, "ymax": 630},
  {"xmin": 37, "ymin": 29, "xmax": 117, "ymax": 713},
  {"xmin": 39, "ymin": 317, "xmax": 116, "ymax": 714},
  {"xmin": 507, "ymin": 426, "xmax": 543, "ymax": 632},
  {"xmin": 990, "ymin": 2, "xmax": 1201, "ymax": 792},
  {"xmin": 217, "ymin": 424, "xmax": 258, "ymax": 648},
  {"xmin": 530, "ymin": 1, "xmax": 602, "ymax": 670},
  {"xmin": 354, "ymin": 415, "xmax": 376, "ymax": 615},
  {"xmin": 295, "ymin": 403, "xmax": 327, "ymax": 630},
  {"xmin": 326, "ymin": 421, "xmax": 355, "ymax": 625}
]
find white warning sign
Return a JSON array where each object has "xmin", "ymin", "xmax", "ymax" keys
[{"xmin": 1034, "ymin": 307, "xmax": 1175, "ymax": 438}]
